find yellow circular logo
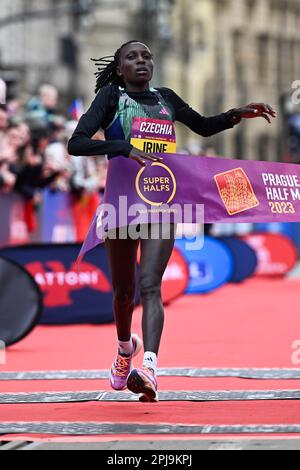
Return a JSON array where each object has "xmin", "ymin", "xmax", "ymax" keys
[{"xmin": 135, "ymin": 162, "xmax": 177, "ymax": 206}]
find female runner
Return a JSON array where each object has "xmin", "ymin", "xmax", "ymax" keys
[{"xmin": 68, "ymin": 40, "xmax": 275, "ymax": 402}]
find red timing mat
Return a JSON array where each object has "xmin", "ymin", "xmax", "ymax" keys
[{"xmin": 1, "ymin": 278, "xmax": 300, "ymax": 441}]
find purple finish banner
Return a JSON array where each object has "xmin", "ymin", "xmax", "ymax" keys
[{"xmin": 80, "ymin": 153, "xmax": 300, "ymax": 257}]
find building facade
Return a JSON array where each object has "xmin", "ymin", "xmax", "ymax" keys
[
  {"xmin": 0, "ymin": 0, "xmax": 137, "ymax": 107},
  {"xmin": 164, "ymin": 0, "xmax": 300, "ymax": 161},
  {"xmin": 0, "ymin": 0, "xmax": 74, "ymax": 103},
  {"xmin": 0, "ymin": 0, "xmax": 174, "ymax": 108},
  {"xmin": 1, "ymin": 0, "xmax": 300, "ymax": 161}
]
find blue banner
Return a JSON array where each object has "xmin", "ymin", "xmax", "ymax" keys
[
  {"xmin": 0, "ymin": 243, "xmax": 121, "ymax": 324},
  {"xmin": 219, "ymin": 236, "xmax": 257, "ymax": 282},
  {"xmin": 175, "ymin": 236, "xmax": 233, "ymax": 294},
  {"xmin": 41, "ymin": 189, "xmax": 75, "ymax": 243}
]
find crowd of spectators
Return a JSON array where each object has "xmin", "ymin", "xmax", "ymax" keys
[
  {"xmin": 0, "ymin": 83, "xmax": 108, "ymax": 198},
  {"xmin": 0, "ymin": 82, "xmax": 108, "ymax": 238},
  {"xmin": 1, "ymin": 81, "xmax": 218, "ymax": 242}
]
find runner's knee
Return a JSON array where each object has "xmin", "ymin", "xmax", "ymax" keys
[
  {"xmin": 140, "ymin": 274, "xmax": 161, "ymax": 300},
  {"xmin": 114, "ymin": 286, "xmax": 136, "ymax": 305}
]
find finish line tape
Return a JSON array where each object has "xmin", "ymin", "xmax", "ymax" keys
[{"xmin": 1, "ymin": 368, "xmax": 300, "ymax": 381}]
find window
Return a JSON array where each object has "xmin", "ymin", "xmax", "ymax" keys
[
  {"xmin": 232, "ymin": 30, "xmax": 244, "ymax": 81},
  {"xmin": 235, "ymin": 127, "xmax": 245, "ymax": 160},
  {"xmin": 246, "ymin": 0, "xmax": 257, "ymax": 15},
  {"xmin": 257, "ymin": 34, "xmax": 269, "ymax": 84},
  {"xmin": 257, "ymin": 135, "xmax": 270, "ymax": 161}
]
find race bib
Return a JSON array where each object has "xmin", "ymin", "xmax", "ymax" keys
[{"xmin": 130, "ymin": 117, "xmax": 176, "ymax": 154}]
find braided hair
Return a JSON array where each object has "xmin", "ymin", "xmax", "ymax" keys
[{"xmin": 91, "ymin": 40, "xmax": 145, "ymax": 94}]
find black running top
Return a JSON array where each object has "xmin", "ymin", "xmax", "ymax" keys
[{"xmin": 68, "ymin": 85, "xmax": 238, "ymax": 159}]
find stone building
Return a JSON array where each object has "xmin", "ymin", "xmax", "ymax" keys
[
  {"xmin": 0, "ymin": 0, "xmax": 137, "ymax": 107},
  {"xmin": 164, "ymin": 0, "xmax": 300, "ymax": 161},
  {"xmin": 0, "ymin": 0, "xmax": 173, "ymax": 108},
  {"xmin": 1, "ymin": 0, "xmax": 299, "ymax": 161}
]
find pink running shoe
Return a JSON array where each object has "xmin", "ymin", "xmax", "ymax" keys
[
  {"xmin": 109, "ymin": 334, "xmax": 142, "ymax": 391},
  {"xmin": 127, "ymin": 367, "xmax": 158, "ymax": 402}
]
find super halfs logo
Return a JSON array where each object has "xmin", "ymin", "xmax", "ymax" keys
[
  {"xmin": 26, "ymin": 261, "xmax": 111, "ymax": 307},
  {"xmin": 214, "ymin": 168, "xmax": 259, "ymax": 215},
  {"xmin": 135, "ymin": 162, "xmax": 177, "ymax": 206}
]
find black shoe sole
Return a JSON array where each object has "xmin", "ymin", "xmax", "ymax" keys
[{"xmin": 127, "ymin": 369, "xmax": 158, "ymax": 403}]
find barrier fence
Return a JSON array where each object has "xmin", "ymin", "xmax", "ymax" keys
[
  {"xmin": 0, "ymin": 190, "xmax": 100, "ymax": 247},
  {"xmin": 0, "ymin": 191, "xmax": 300, "ymax": 328},
  {"xmin": 2, "ymin": 191, "xmax": 300, "ymax": 250}
]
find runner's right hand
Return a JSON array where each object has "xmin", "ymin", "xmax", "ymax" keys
[{"xmin": 129, "ymin": 147, "xmax": 163, "ymax": 167}]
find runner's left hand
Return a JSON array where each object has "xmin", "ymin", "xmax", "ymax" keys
[
  {"xmin": 232, "ymin": 103, "xmax": 276, "ymax": 124},
  {"xmin": 129, "ymin": 147, "xmax": 164, "ymax": 167}
]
